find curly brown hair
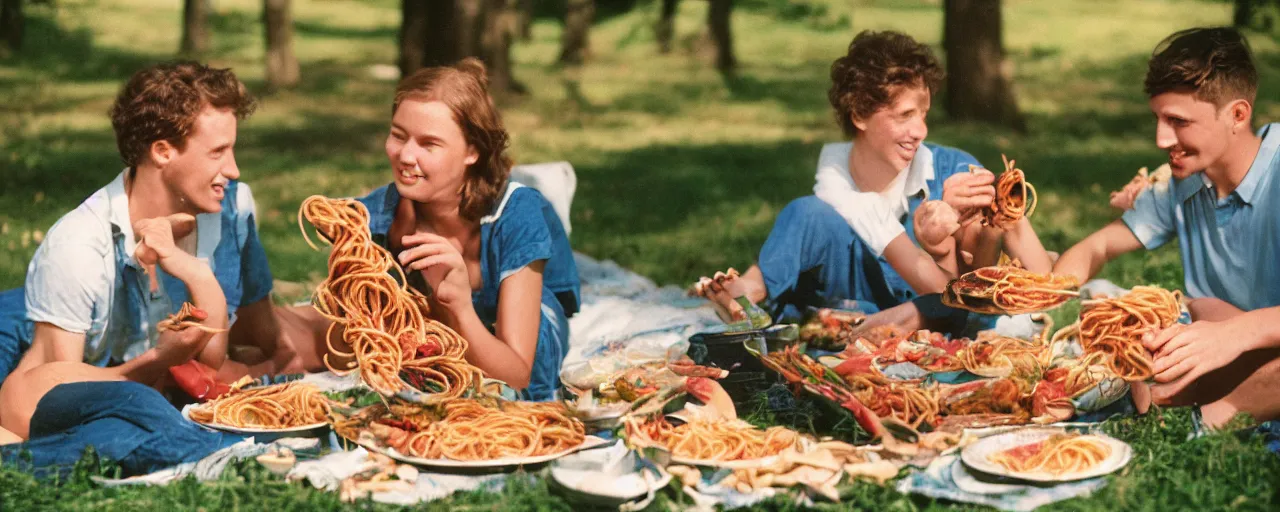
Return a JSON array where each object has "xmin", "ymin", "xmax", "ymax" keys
[
  {"xmin": 393, "ymin": 58, "xmax": 514, "ymax": 223},
  {"xmin": 110, "ymin": 61, "xmax": 256, "ymax": 169},
  {"xmin": 1145, "ymin": 27, "xmax": 1257, "ymax": 107},
  {"xmin": 828, "ymin": 30, "xmax": 944, "ymax": 137}
]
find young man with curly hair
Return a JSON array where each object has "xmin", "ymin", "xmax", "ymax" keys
[
  {"xmin": 1055, "ymin": 27, "xmax": 1280, "ymax": 428},
  {"xmin": 0, "ymin": 62, "xmax": 305, "ymax": 416},
  {"xmin": 694, "ymin": 30, "xmax": 1049, "ymax": 335}
]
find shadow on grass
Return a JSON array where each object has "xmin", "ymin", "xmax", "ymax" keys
[{"xmin": 0, "ymin": 14, "xmax": 160, "ymax": 88}]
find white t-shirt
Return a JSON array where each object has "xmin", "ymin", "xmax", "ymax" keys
[
  {"xmin": 812, "ymin": 142, "xmax": 935, "ymax": 257},
  {"xmin": 24, "ymin": 171, "xmax": 262, "ymax": 366}
]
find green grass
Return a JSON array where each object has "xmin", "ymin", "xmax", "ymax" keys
[{"xmin": 2, "ymin": 0, "xmax": 1278, "ymax": 509}]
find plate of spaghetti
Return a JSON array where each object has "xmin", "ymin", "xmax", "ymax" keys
[
  {"xmin": 184, "ymin": 381, "xmax": 332, "ymax": 433},
  {"xmin": 623, "ymin": 416, "xmax": 802, "ymax": 469},
  {"xmin": 332, "ymin": 398, "xmax": 608, "ymax": 468},
  {"xmin": 960, "ymin": 429, "xmax": 1130, "ymax": 482},
  {"xmin": 943, "ymin": 261, "xmax": 1079, "ymax": 316}
]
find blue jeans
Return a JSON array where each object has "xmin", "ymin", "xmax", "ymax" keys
[
  {"xmin": 0, "ymin": 287, "xmax": 33, "ymax": 385},
  {"xmin": 757, "ymin": 196, "xmax": 993, "ymax": 336},
  {"xmin": 1, "ymin": 381, "xmax": 243, "ymax": 479}
]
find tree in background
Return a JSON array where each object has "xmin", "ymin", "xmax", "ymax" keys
[
  {"xmin": 399, "ymin": 0, "xmax": 522, "ymax": 95},
  {"xmin": 181, "ymin": 0, "xmax": 210, "ymax": 56},
  {"xmin": 1235, "ymin": 0, "xmax": 1255, "ymax": 27},
  {"xmin": 654, "ymin": 0, "xmax": 735, "ymax": 72},
  {"xmin": 707, "ymin": 0, "xmax": 734, "ymax": 71},
  {"xmin": 1233, "ymin": 0, "xmax": 1280, "ymax": 30},
  {"xmin": 657, "ymin": 0, "xmax": 677, "ymax": 53},
  {"xmin": 1, "ymin": 0, "xmax": 21, "ymax": 53},
  {"xmin": 559, "ymin": 0, "xmax": 594, "ymax": 65},
  {"xmin": 517, "ymin": 0, "xmax": 534, "ymax": 40},
  {"xmin": 264, "ymin": 0, "xmax": 299, "ymax": 89},
  {"xmin": 943, "ymin": 0, "xmax": 1025, "ymax": 131}
]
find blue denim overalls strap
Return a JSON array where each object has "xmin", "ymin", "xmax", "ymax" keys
[
  {"xmin": 0, "ymin": 179, "xmax": 273, "ymax": 383},
  {"xmin": 357, "ymin": 182, "xmax": 580, "ymax": 401},
  {"xmin": 758, "ymin": 143, "xmax": 984, "ymax": 333}
]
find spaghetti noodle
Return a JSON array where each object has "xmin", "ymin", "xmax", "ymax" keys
[
  {"xmin": 157, "ymin": 302, "xmax": 227, "ymax": 334},
  {"xmin": 944, "ymin": 261, "xmax": 1080, "ymax": 315},
  {"xmin": 298, "ymin": 196, "xmax": 482, "ymax": 398},
  {"xmin": 334, "ymin": 399, "xmax": 586, "ymax": 461},
  {"xmin": 396, "ymin": 400, "xmax": 585, "ymax": 460},
  {"xmin": 189, "ymin": 381, "xmax": 331, "ymax": 429},
  {"xmin": 626, "ymin": 416, "xmax": 800, "ymax": 461},
  {"xmin": 978, "ymin": 155, "xmax": 1038, "ymax": 228},
  {"xmin": 1078, "ymin": 286, "xmax": 1182, "ymax": 381},
  {"xmin": 854, "ymin": 382, "xmax": 941, "ymax": 431},
  {"xmin": 987, "ymin": 433, "xmax": 1111, "ymax": 475},
  {"xmin": 958, "ymin": 335, "xmax": 1047, "ymax": 378}
]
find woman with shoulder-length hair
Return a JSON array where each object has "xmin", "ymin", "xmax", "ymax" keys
[{"xmin": 353, "ymin": 58, "xmax": 579, "ymax": 401}]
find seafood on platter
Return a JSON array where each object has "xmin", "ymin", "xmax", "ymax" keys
[{"xmin": 798, "ymin": 308, "xmax": 868, "ymax": 350}]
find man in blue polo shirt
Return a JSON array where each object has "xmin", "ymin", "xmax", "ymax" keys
[{"xmin": 1055, "ymin": 27, "xmax": 1280, "ymax": 428}]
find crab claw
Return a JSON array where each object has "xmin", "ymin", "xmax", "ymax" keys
[{"xmin": 838, "ymin": 395, "xmax": 887, "ymax": 439}]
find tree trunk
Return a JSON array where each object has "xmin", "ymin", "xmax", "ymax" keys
[
  {"xmin": 452, "ymin": 0, "xmax": 483, "ymax": 64},
  {"xmin": 478, "ymin": 0, "xmax": 521, "ymax": 95},
  {"xmin": 1, "ymin": 0, "xmax": 22, "ymax": 52},
  {"xmin": 399, "ymin": 0, "xmax": 430, "ymax": 77},
  {"xmin": 181, "ymin": 0, "xmax": 210, "ymax": 56},
  {"xmin": 402, "ymin": 0, "xmax": 521, "ymax": 95},
  {"xmin": 1234, "ymin": 0, "xmax": 1256, "ymax": 28},
  {"xmin": 264, "ymin": 0, "xmax": 299, "ymax": 89},
  {"xmin": 707, "ymin": 0, "xmax": 734, "ymax": 72},
  {"xmin": 558, "ymin": 0, "xmax": 593, "ymax": 65},
  {"xmin": 516, "ymin": 0, "xmax": 533, "ymax": 40},
  {"xmin": 943, "ymin": 0, "xmax": 1025, "ymax": 132},
  {"xmin": 656, "ymin": 0, "xmax": 678, "ymax": 54}
]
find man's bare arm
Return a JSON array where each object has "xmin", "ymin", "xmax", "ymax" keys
[
  {"xmin": 1052, "ymin": 219, "xmax": 1144, "ymax": 283},
  {"xmin": 882, "ymin": 234, "xmax": 951, "ymax": 294}
]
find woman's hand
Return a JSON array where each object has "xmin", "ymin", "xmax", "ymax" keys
[
  {"xmin": 941, "ymin": 167, "xmax": 995, "ymax": 225},
  {"xmin": 399, "ymin": 233, "xmax": 473, "ymax": 312}
]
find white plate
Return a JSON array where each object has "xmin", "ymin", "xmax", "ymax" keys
[
  {"xmin": 960, "ymin": 428, "xmax": 1131, "ymax": 483},
  {"xmin": 667, "ymin": 453, "xmax": 784, "ymax": 470},
  {"xmin": 949, "ymin": 458, "xmax": 1027, "ymax": 495},
  {"xmin": 550, "ymin": 452, "xmax": 672, "ymax": 503},
  {"xmin": 181, "ymin": 404, "xmax": 330, "ymax": 434},
  {"xmin": 358, "ymin": 435, "xmax": 612, "ymax": 469},
  {"xmin": 551, "ymin": 468, "xmax": 671, "ymax": 503}
]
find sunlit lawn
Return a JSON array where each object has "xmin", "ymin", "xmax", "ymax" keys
[{"xmin": 2, "ymin": 0, "xmax": 1278, "ymax": 509}]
